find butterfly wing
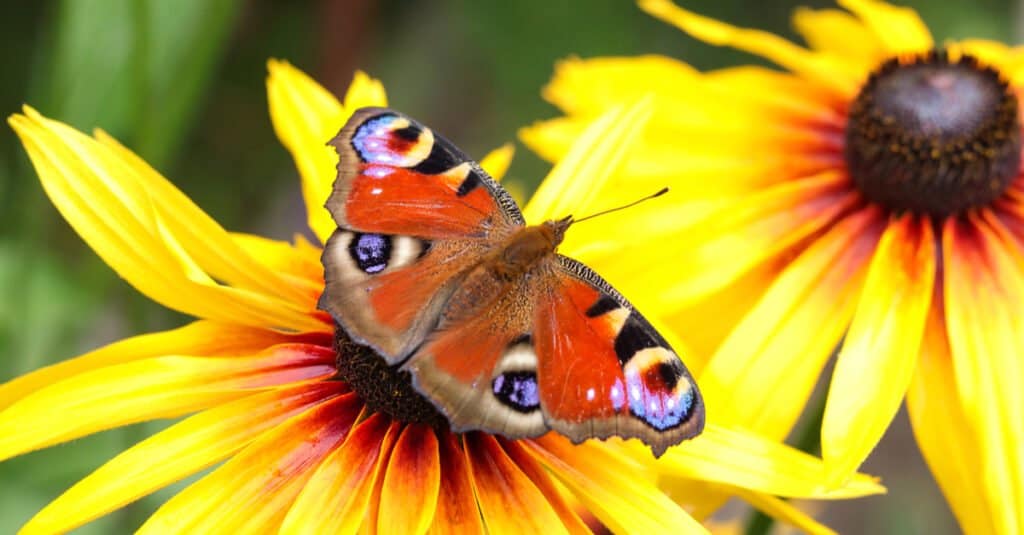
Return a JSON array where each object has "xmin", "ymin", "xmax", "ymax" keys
[
  {"xmin": 402, "ymin": 256, "xmax": 703, "ymax": 457},
  {"xmin": 403, "ymin": 265, "xmax": 547, "ymax": 440},
  {"xmin": 320, "ymin": 108, "xmax": 521, "ymax": 361},
  {"xmin": 326, "ymin": 107, "xmax": 523, "ymax": 236},
  {"xmin": 534, "ymin": 256, "xmax": 704, "ymax": 456}
]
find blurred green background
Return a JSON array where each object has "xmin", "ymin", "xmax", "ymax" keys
[{"xmin": 0, "ymin": 0, "xmax": 1015, "ymax": 532}]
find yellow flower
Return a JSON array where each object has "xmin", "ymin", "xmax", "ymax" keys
[
  {"xmin": 2, "ymin": 60, "xmax": 880, "ymax": 534},
  {"xmin": 523, "ymin": 0, "xmax": 1024, "ymax": 532}
]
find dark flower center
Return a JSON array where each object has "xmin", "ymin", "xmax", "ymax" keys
[
  {"xmin": 845, "ymin": 51, "xmax": 1021, "ymax": 217},
  {"xmin": 333, "ymin": 327, "xmax": 449, "ymax": 429}
]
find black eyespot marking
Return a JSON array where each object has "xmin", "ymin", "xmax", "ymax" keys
[
  {"xmin": 349, "ymin": 233, "xmax": 391, "ymax": 274},
  {"xmin": 456, "ymin": 169, "xmax": 484, "ymax": 197},
  {"xmin": 393, "ymin": 124, "xmax": 421, "ymax": 142},
  {"xmin": 411, "ymin": 137, "xmax": 460, "ymax": 174},
  {"xmin": 658, "ymin": 361, "xmax": 681, "ymax": 391},
  {"xmin": 492, "ymin": 371, "xmax": 540, "ymax": 413},
  {"xmin": 614, "ymin": 314, "xmax": 659, "ymax": 365},
  {"xmin": 509, "ymin": 333, "xmax": 532, "ymax": 347},
  {"xmin": 585, "ymin": 295, "xmax": 619, "ymax": 318}
]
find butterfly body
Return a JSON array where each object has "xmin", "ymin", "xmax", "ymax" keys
[{"xmin": 320, "ymin": 107, "xmax": 704, "ymax": 456}]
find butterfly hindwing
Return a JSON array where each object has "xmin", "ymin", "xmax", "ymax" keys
[
  {"xmin": 405, "ymin": 319, "xmax": 547, "ymax": 439},
  {"xmin": 402, "ymin": 262, "xmax": 548, "ymax": 439},
  {"xmin": 320, "ymin": 108, "xmax": 520, "ymax": 361},
  {"xmin": 534, "ymin": 257, "xmax": 704, "ymax": 456}
]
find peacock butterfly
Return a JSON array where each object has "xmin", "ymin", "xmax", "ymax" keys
[{"xmin": 318, "ymin": 108, "xmax": 704, "ymax": 456}]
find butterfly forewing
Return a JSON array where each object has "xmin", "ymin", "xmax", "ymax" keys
[
  {"xmin": 326, "ymin": 107, "xmax": 523, "ymax": 236},
  {"xmin": 320, "ymin": 108, "xmax": 520, "ymax": 361}
]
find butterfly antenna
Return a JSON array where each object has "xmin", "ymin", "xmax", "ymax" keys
[{"xmin": 569, "ymin": 187, "xmax": 669, "ymax": 225}]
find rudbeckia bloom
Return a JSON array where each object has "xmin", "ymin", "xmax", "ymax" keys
[
  {"xmin": 2, "ymin": 61, "xmax": 881, "ymax": 534},
  {"xmin": 523, "ymin": 0, "xmax": 1023, "ymax": 532}
]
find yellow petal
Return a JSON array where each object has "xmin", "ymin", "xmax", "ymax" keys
[
  {"xmin": 139, "ymin": 392, "xmax": 362, "ymax": 534},
  {"xmin": 465, "ymin": 434, "xmax": 574, "ymax": 535},
  {"xmin": 734, "ymin": 490, "xmax": 836, "ymax": 535},
  {"xmin": 638, "ymin": 0, "xmax": 862, "ymax": 97},
  {"xmin": 542, "ymin": 55, "xmax": 842, "ymax": 128},
  {"xmin": 280, "ymin": 413, "xmax": 400, "ymax": 535},
  {"xmin": 703, "ymin": 65, "xmax": 848, "ymax": 124},
  {"xmin": 629, "ymin": 171, "xmax": 859, "ymax": 310},
  {"xmin": 791, "ymin": 7, "xmax": 885, "ymax": 70},
  {"xmin": 0, "ymin": 320, "xmax": 304, "ymax": 410},
  {"xmin": 954, "ymin": 39, "xmax": 1014, "ymax": 66},
  {"xmin": 0, "ymin": 344, "xmax": 335, "ymax": 461},
  {"xmin": 9, "ymin": 109, "xmax": 324, "ymax": 332},
  {"xmin": 655, "ymin": 479, "xmax": 731, "ymax": 523},
  {"xmin": 502, "ymin": 441, "xmax": 591, "ymax": 534},
  {"xmin": 525, "ymin": 435, "xmax": 707, "ymax": 534},
  {"xmin": 822, "ymin": 215, "xmax": 935, "ymax": 486},
  {"xmin": 94, "ymin": 130, "xmax": 311, "ymax": 307},
  {"xmin": 664, "ymin": 256, "xmax": 787, "ymax": 370},
  {"xmin": 265, "ymin": 59, "xmax": 343, "ymax": 243},
  {"xmin": 837, "ymin": 0, "xmax": 933, "ymax": 54},
  {"xmin": 944, "ymin": 214, "xmax": 1024, "ymax": 534},
  {"xmin": 266, "ymin": 60, "xmax": 386, "ymax": 243},
  {"xmin": 376, "ymin": 424, "xmax": 441, "ymax": 535},
  {"xmin": 522, "ymin": 113, "xmax": 843, "ymax": 199},
  {"xmin": 699, "ymin": 208, "xmax": 883, "ymax": 437},
  {"xmin": 20, "ymin": 383, "xmax": 347, "ymax": 535},
  {"xmin": 230, "ymin": 232, "xmax": 324, "ymax": 299},
  {"xmin": 521, "ymin": 96, "xmax": 653, "ymax": 223},
  {"xmin": 479, "ymin": 143, "xmax": 515, "ymax": 181},
  {"xmin": 556, "ymin": 203, "xmax": 675, "ymax": 262},
  {"xmin": 907, "ymin": 307, "xmax": 1000, "ymax": 534},
  {"xmin": 657, "ymin": 423, "xmax": 885, "ymax": 499},
  {"xmin": 427, "ymin": 433, "xmax": 485, "ymax": 535},
  {"xmin": 661, "ymin": 473, "xmax": 842, "ymax": 533},
  {"xmin": 543, "ymin": 55, "xmax": 699, "ymax": 117},
  {"xmin": 343, "ymin": 70, "xmax": 388, "ymax": 111}
]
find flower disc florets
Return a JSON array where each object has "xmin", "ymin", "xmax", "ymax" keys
[
  {"xmin": 334, "ymin": 328, "xmax": 449, "ymax": 429},
  {"xmin": 845, "ymin": 51, "xmax": 1021, "ymax": 216}
]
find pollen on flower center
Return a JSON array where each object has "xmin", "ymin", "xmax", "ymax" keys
[
  {"xmin": 333, "ymin": 327, "xmax": 449, "ymax": 429},
  {"xmin": 845, "ymin": 51, "xmax": 1021, "ymax": 217}
]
